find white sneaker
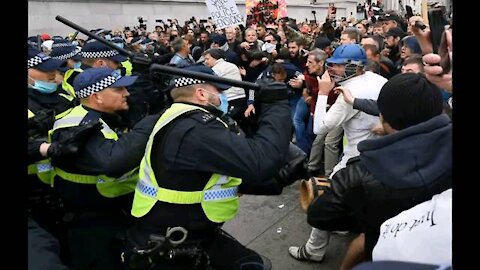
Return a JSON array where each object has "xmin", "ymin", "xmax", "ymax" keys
[{"xmin": 288, "ymin": 245, "xmax": 324, "ymax": 262}]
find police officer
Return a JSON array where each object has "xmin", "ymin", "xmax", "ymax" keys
[
  {"xmin": 28, "ymin": 46, "xmax": 75, "ymax": 119},
  {"xmin": 49, "ymin": 67, "xmax": 159, "ymax": 270},
  {"xmin": 81, "ymin": 40, "xmax": 161, "ymax": 128},
  {"xmin": 27, "ymin": 46, "xmax": 77, "ymax": 237},
  {"xmin": 49, "ymin": 38, "xmax": 82, "ymax": 99},
  {"xmin": 28, "ymin": 121, "xmax": 102, "ymax": 270},
  {"xmin": 125, "ymin": 65, "xmax": 292, "ymax": 270},
  {"xmin": 79, "ymin": 40, "xmax": 128, "ymax": 71}
]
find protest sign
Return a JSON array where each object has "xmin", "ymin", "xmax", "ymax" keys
[{"xmin": 206, "ymin": 0, "xmax": 244, "ymax": 29}]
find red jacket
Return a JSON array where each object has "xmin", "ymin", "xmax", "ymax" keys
[{"xmin": 304, "ymin": 73, "xmax": 339, "ymax": 114}]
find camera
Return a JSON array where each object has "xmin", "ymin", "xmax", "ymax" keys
[
  {"xmin": 137, "ymin": 16, "xmax": 147, "ymax": 30},
  {"xmin": 137, "ymin": 16, "xmax": 147, "ymax": 24}
]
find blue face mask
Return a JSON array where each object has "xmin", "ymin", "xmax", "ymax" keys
[
  {"xmin": 115, "ymin": 43, "xmax": 124, "ymax": 49},
  {"xmin": 217, "ymin": 92, "xmax": 229, "ymax": 115},
  {"xmin": 207, "ymin": 92, "xmax": 228, "ymax": 115},
  {"xmin": 73, "ymin": 62, "xmax": 82, "ymax": 70},
  {"xmin": 30, "ymin": 79, "xmax": 58, "ymax": 94}
]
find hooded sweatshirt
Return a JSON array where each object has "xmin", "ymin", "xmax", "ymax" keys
[{"xmin": 359, "ymin": 114, "xmax": 451, "ymax": 189}]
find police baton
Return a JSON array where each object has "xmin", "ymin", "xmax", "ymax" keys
[
  {"xmin": 149, "ymin": 64, "xmax": 260, "ymax": 90},
  {"xmin": 55, "ymin": 15, "xmax": 151, "ymax": 65},
  {"xmin": 55, "ymin": 16, "xmax": 260, "ymax": 89}
]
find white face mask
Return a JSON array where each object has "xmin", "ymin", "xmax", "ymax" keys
[{"xmin": 262, "ymin": 42, "xmax": 276, "ymax": 53}]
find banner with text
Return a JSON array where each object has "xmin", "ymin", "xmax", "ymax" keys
[
  {"xmin": 206, "ymin": 0, "xmax": 244, "ymax": 29},
  {"xmin": 245, "ymin": 0, "xmax": 288, "ymax": 28}
]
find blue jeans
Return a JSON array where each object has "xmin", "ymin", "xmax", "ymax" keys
[
  {"xmin": 288, "ymin": 93, "xmax": 301, "ymax": 123},
  {"xmin": 294, "ymin": 97, "xmax": 315, "ymax": 155}
]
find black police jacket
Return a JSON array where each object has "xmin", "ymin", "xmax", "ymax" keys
[
  {"xmin": 28, "ymin": 87, "xmax": 74, "ymax": 118},
  {"xmin": 50, "ymin": 106, "xmax": 159, "ymax": 211},
  {"xmin": 128, "ymin": 100, "xmax": 291, "ymax": 246},
  {"xmin": 307, "ymin": 114, "xmax": 452, "ymax": 259},
  {"xmin": 28, "ymin": 87, "xmax": 76, "ymax": 162}
]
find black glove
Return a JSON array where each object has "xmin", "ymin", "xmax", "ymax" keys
[
  {"xmin": 130, "ymin": 53, "xmax": 152, "ymax": 67},
  {"xmin": 48, "ymin": 121, "xmax": 103, "ymax": 158},
  {"xmin": 28, "ymin": 109, "xmax": 55, "ymax": 138},
  {"xmin": 275, "ymin": 143, "xmax": 308, "ymax": 188},
  {"xmin": 255, "ymin": 78, "xmax": 289, "ymax": 103}
]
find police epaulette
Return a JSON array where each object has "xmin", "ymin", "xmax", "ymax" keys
[
  {"xmin": 80, "ymin": 110, "xmax": 102, "ymax": 125},
  {"xmin": 187, "ymin": 110, "xmax": 217, "ymax": 124},
  {"xmin": 346, "ymin": 156, "xmax": 361, "ymax": 165}
]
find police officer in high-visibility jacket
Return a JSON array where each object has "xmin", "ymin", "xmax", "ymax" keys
[
  {"xmin": 28, "ymin": 46, "xmax": 75, "ymax": 121},
  {"xmin": 81, "ymin": 40, "xmax": 159, "ymax": 129},
  {"xmin": 49, "ymin": 67, "xmax": 159, "ymax": 270},
  {"xmin": 125, "ymin": 65, "xmax": 292, "ymax": 270},
  {"xmin": 27, "ymin": 46, "xmax": 76, "ymax": 238},
  {"xmin": 49, "ymin": 38, "xmax": 83, "ymax": 100}
]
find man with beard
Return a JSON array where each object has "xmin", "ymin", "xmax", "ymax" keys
[
  {"xmin": 256, "ymin": 25, "xmax": 267, "ymax": 41},
  {"xmin": 382, "ymin": 27, "xmax": 406, "ymax": 75},
  {"xmin": 287, "ymin": 38, "xmax": 308, "ymax": 72}
]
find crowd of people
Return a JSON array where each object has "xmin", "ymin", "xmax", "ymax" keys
[{"xmin": 27, "ymin": 6, "xmax": 452, "ymax": 270}]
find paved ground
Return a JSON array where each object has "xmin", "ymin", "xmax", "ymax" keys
[{"xmin": 223, "ymin": 183, "xmax": 356, "ymax": 270}]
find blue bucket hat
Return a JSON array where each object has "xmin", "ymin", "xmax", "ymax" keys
[
  {"xmin": 27, "ymin": 47, "xmax": 65, "ymax": 72},
  {"xmin": 49, "ymin": 39, "xmax": 81, "ymax": 61},
  {"xmin": 80, "ymin": 40, "xmax": 128, "ymax": 63},
  {"xmin": 73, "ymin": 67, "xmax": 138, "ymax": 98},
  {"xmin": 173, "ymin": 64, "xmax": 231, "ymax": 91}
]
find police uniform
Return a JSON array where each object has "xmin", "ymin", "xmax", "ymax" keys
[
  {"xmin": 80, "ymin": 40, "xmax": 129, "ymax": 70},
  {"xmin": 27, "ymin": 47, "xmax": 75, "ymax": 119},
  {"xmin": 27, "ymin": 46, "xmax": 75, "ymax": 239},
  {"xmin": 49, "ymin": 67, "xmax": 159, "ymax": 270},
  {"xmin": 82, "ymin": 40, "xmax": 161, "ymax": 129},
  {"xmin": 126, "ymin": 65, "xmax": 292, "ymax": 270},
  {"xmin": 50, "ymin": 38, "xmax": 83, "ymax": 99}
]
